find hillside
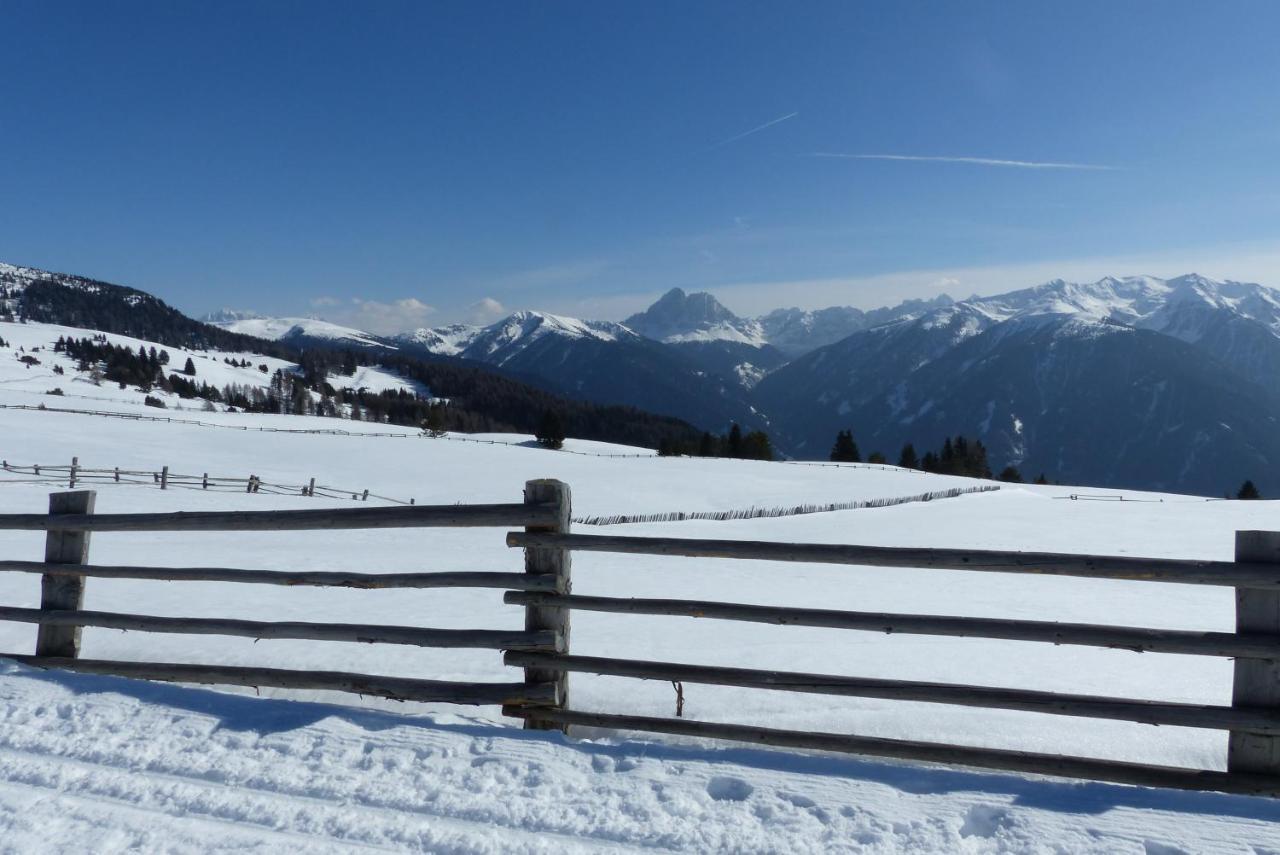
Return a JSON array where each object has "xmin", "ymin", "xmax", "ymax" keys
[
  {"xmin": 0, "ymin": 399, "xmax": 1277, "ymax": 850},
  {"xmin": 0, "ymin": 265, "xmax": 707, "ymax": 451}
]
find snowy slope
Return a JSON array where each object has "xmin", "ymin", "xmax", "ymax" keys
[
  {"xmin": 209, "ymin": 316, "xmax": 390, "ymax": 349},
  {"xmin": 2, "ymin": 400, "xmax": 1280, "ymax": 848},
  {"xmin": 0, "ymin": 320, "xmax": 425, "ymax": 410}
]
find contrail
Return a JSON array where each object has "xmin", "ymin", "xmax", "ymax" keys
[
  {"xmin": 709, "ymin": 111, "xmax": 799, "ymax": 149},
  {"xmin": 808, "ymin": 152, "xmax": 1116, "ymax": 171}
]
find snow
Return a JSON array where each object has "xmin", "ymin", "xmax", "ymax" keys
[
  {"xmin": 0, "ymin": 320, "xmax": 421, "ymax": 409},
  {"xmin": 2, "ymin": 384, "xmax": 1280, "ymax": 847},
  {"xmin": 210, "ymin": 317, "xmax": 388, "ymax": 348}
]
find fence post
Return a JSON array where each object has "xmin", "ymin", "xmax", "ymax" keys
[
  {"xmin": 36, "ymin": 490, "xmax": 96, "ymax": 658},
  {"xmin": 69, "ymin": 457, "xmax": 78, "ymax": 489},
  {"xmin": 160, "ymin": 466, "xmax": 169, "ymax": 490},
  {"xmin": 1230, "ymin": 531, "xmax": 1280, "ymax": 775},
  {"xmin": 307, "ymin": 477, "xmax": 315, "ymax": 497},
  {"xmin": 520, "ymin": 479, "xmax": 571, "ymax": 731}
]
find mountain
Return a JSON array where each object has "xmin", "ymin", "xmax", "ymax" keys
[
  {"xmin": 623, "ymin": 288, "xmax": 764, "ymax": 344},
  {"xmin": 207, "ymin": 314, "xmax": 390, "ymax": 350},
  {"xmin": 0, "ymin": 262, "xmax": 706, "ymax": 450},
  {"xmin": 756, "ymin": 274, "xmax": 1280, "ymax": 494},
  {"xmin": 395, "ymin": 310, "xmax": 766, "ymax": 433},
  {"xmin": 758, "ymin": 294, "xmax": 956, "ymax": 357}
]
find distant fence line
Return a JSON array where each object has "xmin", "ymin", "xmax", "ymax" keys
[
  {"xmin": 574, "ymin": 485, "xmax": 1000, "ymax": 526},
  {"xmin": 1, "ymin": 459, "xmax": 998, "ymax": 526},
  {"xmin": 0, "ymin": 459, "xmax": 408, "ymax": 505}
]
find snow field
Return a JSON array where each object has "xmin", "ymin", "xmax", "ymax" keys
[{"xmin": 2, "ymin": 393, "xmax": 1280, "ymax": 849}]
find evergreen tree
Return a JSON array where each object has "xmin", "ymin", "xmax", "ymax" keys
[
  {"xmin": 423, "ymin": 402, "xmax": 448, "ymax": 437},
  {"xmin": 1238, "ymin": 480, "xmax": 1262, "ymax": 500},
  {"xmin": 920, "ymin": 451, "xmax": 940, "ymax": 472},
  {"xmin": 182, "ymin": 356, "xmax": 196, "ymax": 376},
  {"xmin": 726, "ymin": 423, "xmax": 743, "ymax": 458},
  {"xmin": 698, "ymin": 432, "xmax": 715, "ymax": 457},
  {"xmin": 829, "ymin": 430, "xmax": 861, "ymax": 462},
  {"xmin": 867, "ymin": 451, "xmax": 886, "ymax": 464},
  {"xmin": 1034, "ymin": 473, "xmax": 1049, "ymax": 485},
  {"xmin": 536, "ymin": 409, "xmax": 566, "ymax": 450},
  {"xmin": 898, "ymin": 443, "xmax": 919, "ymax": 470},
  {"xmin": 742, "ymin": 430, "xmax": 774, "ymax": 461},
  {"xmin": 997, "ymin": 465, "xmax": 1023, "ymax": 483}
]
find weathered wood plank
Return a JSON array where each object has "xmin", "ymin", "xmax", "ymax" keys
[
  {"xmin": 36, "ymin": 491, "xmax": 96, "ymax": 658},
  {"xmin": 1231, "ymin": 532, "xmax": 1280, "ymax": 774},
  {"xmin": 507, "ymin": 532, "xmax": 1279, "ymax": 589},
  {"xmin": 504, "ymin": 591, "xmax": 1280, "ymax": 659},
  {"xmin": 501, "ymin": 707, "xmax": 1280, "ymax": 797},
  {"xmin": 0, "ymin": 561, "xmax": 556, "ymax": 591},
  {"xmin": 4, "ymin": 654, "xmax": 556, "ymax": 706},
  {"xmin": 504, "ymin": 651, "xmax": 1280, "ymax": 733},
  {"xmin": 0, "ymin": 607, "xmax": 560, "ymax": 650},
  {"xmin": 521, "ymin": 480, "xmax": 572, "ymax": 732},
  {"xmin": 0, "ymin": 502, "xmax": 558, "ymax": 532}
]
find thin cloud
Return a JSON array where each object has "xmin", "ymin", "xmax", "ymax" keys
[
  {"xmin": 809, "ymin": 152, "xmax": 1116, "ymax": 171},
  {"xmin": 709, "ymin": 111, "xmax": 799, "ymax": 149}
]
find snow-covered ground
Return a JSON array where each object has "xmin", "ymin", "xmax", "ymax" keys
[
  {"xmin": 1, "ymin": 367, "xmax": 1279, "ymax": 849},
  {"xmin": 0, "ymin": 320, "xmax": 424, "ymax": 412}
]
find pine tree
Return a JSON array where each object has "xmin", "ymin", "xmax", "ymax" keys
[
  {"xmin": 698, "ymin": 432, "xmax": 715, "ymax": 457},
  {"xmin": 727, "ymin": 423, "xmax": 743, "ymax": 458},
  {"xmin": 742, "ymin": 430, "xmax": 774, "ymax": 461},
  {"xmin": 536, "ymin": 409, "xmax": 565, "ymax": 449},
  {"xmin": 1238, "ymin": 480, "xmax": 1261, "ymax": 500},
  {"xmin": 829, "ymin": 430, "xmax": 861, "ymax": 462},
  {"xmin": 423, "ymin": 402, "xmax": 448, "ymax": 437},
  {"xmin": 998, "ymin": 465, "xmax": 1023, "ymax": 483},
  {"xmin": 183, "ymin": 356, "xmax": 196, "ymax": 376},
  {"xmin": 898, "ymin": 443, "xmax": 919, "ymax": 470},
  {"xmin": 867, "ymin": 451, "xmax": 886, "ymax": 464}
]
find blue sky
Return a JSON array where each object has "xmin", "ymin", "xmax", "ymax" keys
[{"xmin": 3, "ymin": 1, "xmax": 1280, "ymax": 332}]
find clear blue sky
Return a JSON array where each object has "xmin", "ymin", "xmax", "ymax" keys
[{"xmin": 3, "ymin": 1, "xmax": 1279, "ymax": 331}]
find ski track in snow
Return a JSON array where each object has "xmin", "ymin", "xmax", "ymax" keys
[{"xmin": 1, "ymin": 666, "xmax": 1277, "ymax": 854}]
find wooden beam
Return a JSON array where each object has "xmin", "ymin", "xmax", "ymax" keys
[
  {"xmin": 36, "ymin": 491, "xmax": 96, "ymax": 658},
  {"xmin": 5, "ymin": 654, "xmax": 556, "ymax": 706},
  {"xmin": 507, "ymin": 532, "xmax": 1280, "ymax": 589},
  {"xmin": 0, "ymin": 561, "xmax": 556, "ymax": 591},
  {"xmin": 0, "ymin": 607, "xmax": 561, "ymax": 650},
  {"xmin": 521, "ymin": 479, "xmax": 572, "ymax": 732},
  {"xmin": 504, "ymin": 591, "xmax": 1280, "ymax": 659},
  {"xmin": 503, "ymin": 651, "xmax": 1280, "ymax": 734},
  {"xmin": 0, "ymin": 502, "xmax": 559, "ymax": 533},
  {"xmin": 1231, "ymin": 532, "xmax": 1280, "ymax": 774},
  {"xmin": 500, "ymin": 707, "xmax": 1280, "ymax": 797}
]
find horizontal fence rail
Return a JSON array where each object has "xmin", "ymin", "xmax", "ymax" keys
[
  {"xmin": 503, "ymin": 591, "xmax": 1280, "ymax": 659},
  {"xmin": 501, "ymin": 708, "xmax": 1280, "ymax": 798},
  {"xmin": 4, "ymin": 482, "xmax": 1279, "ymax": 797},
  {"xmin": 6, "ymin": 655, "xmax": 555, "ymax": 706},
  {"xmin": 0, "ymin": 561, "xmax": 558, "ymax": 591},
  {"xmin": 507, "ymin": 531, "xmax": 1280, "ymax": 590},
  {"xmin": 0, "ymin": 502, "xmax": 558, "ymax": 532},
  {"xmin": 0, "ymin": 607, "xmax": 562, "ymax": 651},
  {"xmin": 504, "ymin": 651, "xmax": 1280, "ymax": 734}
]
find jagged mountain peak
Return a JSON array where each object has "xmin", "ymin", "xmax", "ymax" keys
[{"xmin": 623, "ymin": 288, "xmax": 758, "ymax": 344}]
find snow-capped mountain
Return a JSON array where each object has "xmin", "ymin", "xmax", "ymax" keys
[
  {"xmin": 208, "ymin": 315, "xmax": 391, "ymax": 349},
  {"xmin": 756, "ymin": 274, "xmax": 1280, "ymax": 493},
  {"xmin": 393, "ymin": 310, "xmax": 766, "ymax": 432},
  {"xmin": 623, "ymin": 288, "xmax": 766, "ymax": 345}
]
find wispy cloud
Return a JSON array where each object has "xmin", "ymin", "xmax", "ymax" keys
[
  {"xmin": 709, "ymin": 111, "xmax": 799, "ymax": 149},
  {"xmin": 809, "ymin": 152, "xmax": 1116, "ymax": 171}
]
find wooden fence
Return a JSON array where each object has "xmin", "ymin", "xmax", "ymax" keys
[
  {"xmin": 0, "ymin": 482, "xmax": 572, "ymax": 714},
  {"xmin": 1, "ymin": 481, "xmax": 1278, "ymax": 797}
]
